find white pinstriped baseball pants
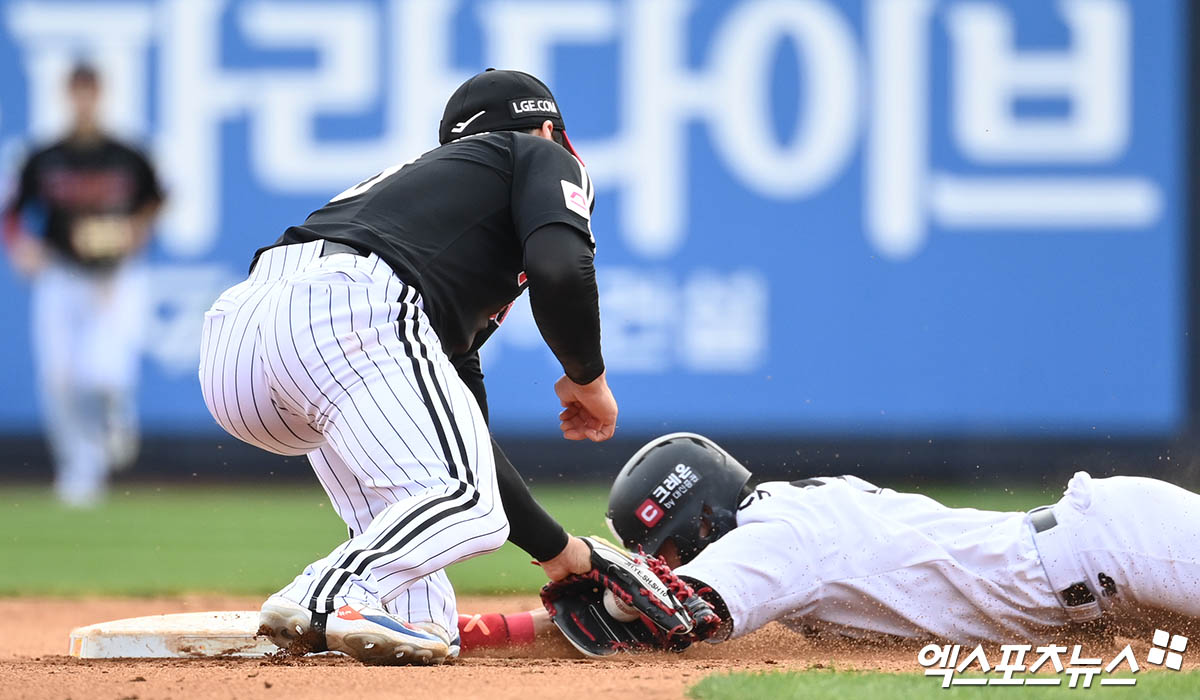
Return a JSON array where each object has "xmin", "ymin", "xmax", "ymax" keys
[{"xmin": 198, "ymin": 240, "xmax": 508, "ymax": 630}]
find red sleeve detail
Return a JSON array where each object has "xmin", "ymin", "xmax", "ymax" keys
[
  {"xmin": 456, "ymin": 611, "xmax": 539, "ymax": 651},
  {"xmin": 503, "ymin": 611, "xmax": 536, "ymax": 644},
  {"xmin": 456, "ymin": 612, "xmax": 511, "ymax": 650}
]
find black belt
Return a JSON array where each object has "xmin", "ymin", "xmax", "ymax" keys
[{"xmin": 320, "ymin": 240, "xmax": 369, "ymax": 257}]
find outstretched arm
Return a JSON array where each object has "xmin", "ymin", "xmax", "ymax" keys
[
  {"xmin": 456, "ymin": 608, "xmax": 554, "ymax": 652},
  {"xmin": 452, "ymin": 352, "xmax": 591, "ymax": 575},
  {"xmin": 523, "ymin": 224, "xmax": 603, "ymax": 384},
  {"xmin": 524, "ymin": 224, "xmax": 617, "ymax": 441},
  {"xmin": 492, "ymin": 438, "xmax": 569, "ymax": 562},
  {"xmin": 510, "ymin": 136, "xmax": 615, "ymax": 442}
]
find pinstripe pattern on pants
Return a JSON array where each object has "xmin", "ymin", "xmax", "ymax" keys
[{"xmin": 198, "ymin": 241, "xmax": 508, "ymax": 626}]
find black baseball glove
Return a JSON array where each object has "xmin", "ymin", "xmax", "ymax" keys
[{"xmin": 540, "ymin": 537, "xmax": 720, "ymax": 657}]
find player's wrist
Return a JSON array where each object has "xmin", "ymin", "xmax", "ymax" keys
[
  {"xmin": 570, "ymin": 369, "xmax": 608, "ymax": 390},
  {"xmin": 538, "ymin": 535, "xmax": 592, "ymax": 580}
]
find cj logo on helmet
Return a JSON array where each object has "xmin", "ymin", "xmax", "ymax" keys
[{"xmin": 636, "ymin": 498, "xmax": 664, "ymax": 527}]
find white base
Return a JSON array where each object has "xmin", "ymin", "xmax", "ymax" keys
[{"xmin": 69, "ymin": 611, "xmax": 280, "ymax": 658}]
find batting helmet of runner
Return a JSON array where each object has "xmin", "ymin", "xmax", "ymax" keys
[{"xmin": 606, "ymin": 433, "xmax": 752, "ymax": 566}]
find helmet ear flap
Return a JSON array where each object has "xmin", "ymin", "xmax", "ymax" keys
[
  {"xmin": 698, "ymin": 505, "xmax": 715, "ymax": 538},
  {"xmin": 694, "ymin": 503, "xmax": 738, "ymax": 556}
]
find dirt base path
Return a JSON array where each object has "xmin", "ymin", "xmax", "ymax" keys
[{"xmin": 0, "ymin": 597, "xmax": 1193, "ymax": 700}]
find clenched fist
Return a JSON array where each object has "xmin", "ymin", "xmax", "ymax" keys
[{"xmin": 555, "ymin": 371, "xmax": 617, "ymax": 442}]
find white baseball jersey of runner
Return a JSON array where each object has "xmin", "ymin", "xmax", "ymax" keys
[{"xmin": 677, "ymin": 472, "xmax": 1200, "ymax": 644}]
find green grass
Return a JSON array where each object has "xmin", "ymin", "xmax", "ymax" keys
[
  {"xmin": 689, "ymin": 670, "xmax": 1200, "ymax": 700},
  {"xmin": 12, "ymin": 482, "xmax": 1178, "ymax": 697},
  {"xmin": 0, "ymin": 482, "xmax": 1053, "ymax": 596},
  {"xmin": 0, "ymin": 483, "xmax": 610, "ymax": 596}
]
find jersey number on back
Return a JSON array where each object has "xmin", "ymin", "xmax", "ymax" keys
[{"xmin": 329, "ymin": 158, "xmax": 416, "ymax": 203}]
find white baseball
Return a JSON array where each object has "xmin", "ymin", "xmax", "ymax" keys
[{"xmin": 602, "ymin": 589, "xmax": 640, "ymax": 622}]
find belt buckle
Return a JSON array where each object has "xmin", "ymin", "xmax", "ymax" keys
[
  {"xmin": 1029, "ymin": 507, "xmax": 1058, "ymax": 533},
  {"xmin": 1029, "ymin": 506, "xmax": 1103, "ymax": 621}
]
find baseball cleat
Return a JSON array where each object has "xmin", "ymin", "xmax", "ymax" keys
[
  {"xmin": 325, "ymin": 602, "xmax": 453, "ymax": 665},
  {"xmin": 258, "ymin": 595, "xmax": 455, "ymax": 665},
  {"xmin": 414, "ymin": 622, "xmax": 459, "ymax": 662},
  {"xmin": 258, "ymin": 596, "xmax": 320, "ymax": 651}
]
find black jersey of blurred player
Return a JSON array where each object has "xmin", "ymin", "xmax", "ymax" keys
[
  {"xmin": 260, "ymin": 131, "xmax": 595, "ymax": 356},
  {"xmin": 11, "ymin": 136, "xmax": 163, "ymax": 268}
]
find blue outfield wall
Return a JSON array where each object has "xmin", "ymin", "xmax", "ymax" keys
[{"xmin": 0, "ymin": 1, "xmax": 1188, "ymax": 450}]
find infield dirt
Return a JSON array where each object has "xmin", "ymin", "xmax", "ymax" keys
[{"xmin": 1, "ymin": 596, "xmax": 1195, "ymax": 700}]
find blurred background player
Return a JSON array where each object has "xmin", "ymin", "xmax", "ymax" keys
[{"xmin": 2, "ymin": 62, "xmax": 165, "ymax": 507}]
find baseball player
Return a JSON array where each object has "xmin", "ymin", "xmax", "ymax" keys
[
  {"xmin": 598, "ymin": 433, "xmax": 1200, "ymax": 646},
  {"xmin": 198, "ymin": 69, "xmax": 614, "ymax": 665},
  {"xmin": 3, "ymin": 63, "xmax": 165, "ymax": 507}
]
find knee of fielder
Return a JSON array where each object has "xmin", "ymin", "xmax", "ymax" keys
[
  {"xmin": 456, "ymin": 464, "xmax": 510, "ymax": 553},
  {"xmin": 465, "ymin": 493, "xmax": 510, "ymax": 556},
  {"xmin": 419, "ymin": 480, "xmax": 510, "ymax": 563}
]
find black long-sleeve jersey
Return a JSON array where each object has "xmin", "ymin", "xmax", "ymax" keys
[{"xmin": 255, "ymin": 131, "xmax": 602, "ymax": 381}]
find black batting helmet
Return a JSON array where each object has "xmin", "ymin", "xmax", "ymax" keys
[{"xmin": 606, "ymin": 433, "xmax": 752, "ymax": 566}]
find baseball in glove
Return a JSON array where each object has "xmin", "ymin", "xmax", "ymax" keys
[{"xmin": 540, "ymin": 537, "xmax": 720, "ymax": 657}]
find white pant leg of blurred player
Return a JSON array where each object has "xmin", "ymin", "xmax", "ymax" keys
[{"xmin": 32, "ymin": 256, "xmax": 147, "ymax": 506}]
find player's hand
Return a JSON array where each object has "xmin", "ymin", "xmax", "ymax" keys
[
  {"xmin": 9, "ymin": 235, "xmax": 46, "ymax": 278},
  {"xmin": 555, "ymin": 371, "xmax": 617, "ymax": 442},
  {"xmin": 538, "ymin": 535, "xmax": 593, "ymax": 581},
  {"xmin": 70, "ymin": 215, "xmax": 135, "ymax": 261}
]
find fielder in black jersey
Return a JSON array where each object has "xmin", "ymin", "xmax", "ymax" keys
[
  {"xmin": 254, "ymin": 67, "xmax": 609, "ymax": 564},
  {"xmin": 201, "ymin": 69, "xmax": 614, "ymax": 664}
]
